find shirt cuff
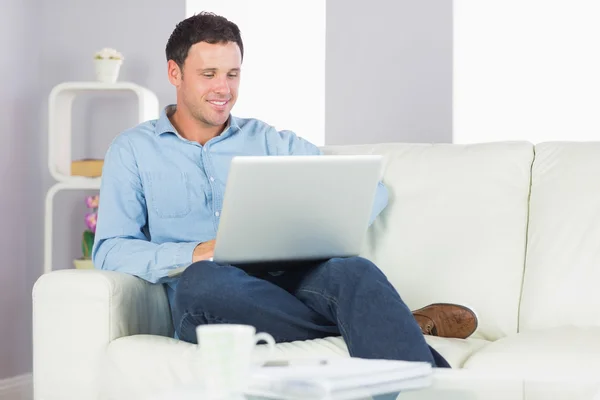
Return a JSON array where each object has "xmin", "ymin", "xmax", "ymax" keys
[{"xmin": 174, "ymin": 241, "xmax": 201, "ymax": 267}]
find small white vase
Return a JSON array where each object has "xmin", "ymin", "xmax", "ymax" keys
[{"xmin": 94, "ymin": 58, "xmax": 123, "ymax": 83}]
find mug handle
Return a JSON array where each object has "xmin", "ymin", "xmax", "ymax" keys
[{"xmin": 253, "ymin": 332, "xmax": 276, "ymax": 366}]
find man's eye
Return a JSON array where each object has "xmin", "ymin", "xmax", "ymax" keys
[
  {"xmin": 203, "ymin": 74, "xmax": 214, "ymax": 78},
  {"xmin": 228, "ymin": 74, "xmax": 238, "ymax": 78}
]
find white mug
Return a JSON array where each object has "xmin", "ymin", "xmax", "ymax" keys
[{"xmin": 195, "ymin": 324, "xmax": 276, "ymax": 398}]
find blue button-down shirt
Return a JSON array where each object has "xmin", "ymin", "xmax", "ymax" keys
[{"xmin": 92, "ymin": 105, "xmax": 389, "ymax": 315}]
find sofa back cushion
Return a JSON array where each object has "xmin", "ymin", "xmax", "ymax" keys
[
  {"xmin": 519, "ymin": 142, "xmax": 600, "ymax": 331},
  {"xmin": 322, "ymin": 142, "xmax": 534, "ymax": 341}
]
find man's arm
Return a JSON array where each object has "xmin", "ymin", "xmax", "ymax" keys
[
  {"xmin": 271, "ymin": 129, "xmax": 389, "ymax": 226},
  {"xmin": 92, "ymin": 135, "xmax": 200, "ymax": 284}
]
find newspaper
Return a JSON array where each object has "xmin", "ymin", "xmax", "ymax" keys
[{"xmin": 246, "ymin": 358, "xmax": 433, "ymax": 400}]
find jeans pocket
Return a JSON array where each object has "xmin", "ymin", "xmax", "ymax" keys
[{"xmin": 146, "ymin": 172, "xmax": 191, "ymax": 218}]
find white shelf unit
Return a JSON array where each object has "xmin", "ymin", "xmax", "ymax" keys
[{"xmin": 44, "ymin": 81, "xmax": 159, "ymax": 274}]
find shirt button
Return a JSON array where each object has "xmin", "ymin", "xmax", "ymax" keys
[
  {"xmin": 215, "ymin": 211, "xmax": 220, "ymax": 217},
  {"xmin": 210, "ymin": 176, "xmax": 215, "ymax": 182}
]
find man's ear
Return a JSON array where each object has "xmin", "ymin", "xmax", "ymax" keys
[{"xmin": 167, "ymin": 60, "xmax": 183, "ymax": 86}]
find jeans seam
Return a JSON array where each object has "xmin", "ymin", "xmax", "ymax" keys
[
  {"xmin": 297, "ymin": 288, "xmax": 353, "ymax": 352},
  {"xmin": 176, "ymin": 311, "xmax": 192, "ymax": 339},
  {"xmin": 178, "ymin": 311, "xmax": 229, "ymax": 339}
]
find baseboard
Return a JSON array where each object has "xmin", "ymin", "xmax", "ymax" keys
[{"xmin": 0, "ymin": 374, "xmax": 33, "ymax": 400}]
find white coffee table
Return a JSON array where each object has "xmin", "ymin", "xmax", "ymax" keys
[{"xmin": 150, "ymin": 369, "xmax": 600, "ymax": 400}]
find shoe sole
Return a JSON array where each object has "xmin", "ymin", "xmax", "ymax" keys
[{"xmin": 413, "ymin": 302, "xmax": 479, "ymax": 339}]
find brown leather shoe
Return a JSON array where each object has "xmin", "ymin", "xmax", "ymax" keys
[{"xmin": 412, "ymin": 303, "xmax": 478, "ymax": 339}]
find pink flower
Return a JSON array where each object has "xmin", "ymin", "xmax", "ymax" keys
[
  {"xmin": 86, "ymin": 195, "xmax": 99, "ymax": 209},
  {"xmin": 85, "ymin": 212, "xmax": 98, "ymax": 233}
]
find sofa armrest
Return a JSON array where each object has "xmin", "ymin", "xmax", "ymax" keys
[{"xmin": 33, "ymin": 269, "xmax": 173, "ymax": 400}]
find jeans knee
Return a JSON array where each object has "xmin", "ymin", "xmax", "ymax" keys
[
  {"xmin": 324, "ymin": 256, "xmax": 383, "ymax": 282},
  {"xmin": 174, "ymin": 261, "xmax": 240, "ymax": 315}
]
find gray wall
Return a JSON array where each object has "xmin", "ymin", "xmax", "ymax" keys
[
  {"xmin": 0, "ymin": 0, "xmax": 40, "ymax": 380},
  {"xmin": 325, "ymin": 0, "xmax": 453, "ymax": 145},
  {"xmin": 0, "ymin": 0, "xmax": 185, "ymax": 381}
]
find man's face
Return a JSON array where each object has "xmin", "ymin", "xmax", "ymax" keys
[{"xmin": 172, "ymin": 41, "xmax": 242, "ymax": 128}]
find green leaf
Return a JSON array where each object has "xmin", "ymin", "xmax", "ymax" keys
[{"xmin": 82, "ymin": 230, "xmax": 95, "ymax": 259}]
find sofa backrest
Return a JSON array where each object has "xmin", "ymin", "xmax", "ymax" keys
[
  {"xmin": 519, "ymin": 142, "xmax": 600, "ymax": 331},
  {"xmin": 322, "ymin": 142, "xmax": 534, "ymax": 341}
]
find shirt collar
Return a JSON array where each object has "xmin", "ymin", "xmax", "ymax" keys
[
  {"xmin": 155, "ymin": 105, "xmax": 178, "ymax": 135},
  {"xmin": 228, "ymin": 114, "xmax": 241, "ymax": 132},
  {"xmin": 155, "ymin": 104, "xmax": 241, "ymax": 136}
]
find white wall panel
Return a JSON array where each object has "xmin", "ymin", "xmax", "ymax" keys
[
  {"xmin": 186, "ymin": 0, "xmax": 326, "ymax": 145},
  {"xmin": 454, "ymin": 1, "xmax": 600, "ymax": 144}
]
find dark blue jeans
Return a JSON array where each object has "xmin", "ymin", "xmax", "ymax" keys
[{"xmin": 173, "ymin": 256, "xmax": 450, "ymax": 368}]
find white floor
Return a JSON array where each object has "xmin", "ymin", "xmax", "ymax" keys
[{"xmin": 0, "ymin": 374, "xmax": 32, "ymax": 400}]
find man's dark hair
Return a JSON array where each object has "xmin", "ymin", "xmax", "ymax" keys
[{"xmin": 165, "ymin": 11, "xmax": 244, "ymax": 70}]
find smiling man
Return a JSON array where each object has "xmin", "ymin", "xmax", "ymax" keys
[{"xmin": 92, "ymin": 12, "xmax": 477, "ymax": 368}]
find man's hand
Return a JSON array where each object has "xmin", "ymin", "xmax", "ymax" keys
[{"xmin": 192, "ymin": 240, "xmax": 216, "ymax": 263}]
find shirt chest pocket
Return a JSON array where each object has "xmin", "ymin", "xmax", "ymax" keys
[{"xmin": 144, "ymin": 172, "xmax": 191, "ymax": 218}]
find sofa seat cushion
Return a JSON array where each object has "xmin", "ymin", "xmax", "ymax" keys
[
  {"xmin": 463, "ymin": 327, "xmax": 600, "ymax": 380},
  {"xmin": 101, "ymin": 334, "xmax": 489, "ymax": 398},
  {"xmin": 424, "ymin": 336, "xmax": 490, "ymax": 368}
]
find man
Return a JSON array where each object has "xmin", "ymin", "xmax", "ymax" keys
[{"xmin": 92, "ymin": 12, "xmax": 477, "ymax": 368}]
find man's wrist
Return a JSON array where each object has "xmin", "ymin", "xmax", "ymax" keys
[
  {"xmin": 192, "ymin": 242, "xmax": 209, "ymax": 262},
  {"xmin": 191, "ymin": 239, "xmax": 216, "ymax": 263}
]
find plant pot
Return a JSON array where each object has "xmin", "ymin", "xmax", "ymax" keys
[
  {"xmin": 94, "ymin": 59, "xmax": 123, "ymax": 83},
  {"xmin": 73, "ymin": 258, "xmax": 94, "ymax": 270}
]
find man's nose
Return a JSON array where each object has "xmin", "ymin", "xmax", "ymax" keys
[{"xmin": 213, "ymin": 76, "xmax": 231, "ymax": 95}]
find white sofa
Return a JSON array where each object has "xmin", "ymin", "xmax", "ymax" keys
[{"xmin": 32, "ymin": 141, "xmax": 600, "ymax": 400}]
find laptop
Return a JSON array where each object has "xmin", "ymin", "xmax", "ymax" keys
[{"xmin": 169, "ymin": 154, "xmax": 383, "ymax": 276}]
